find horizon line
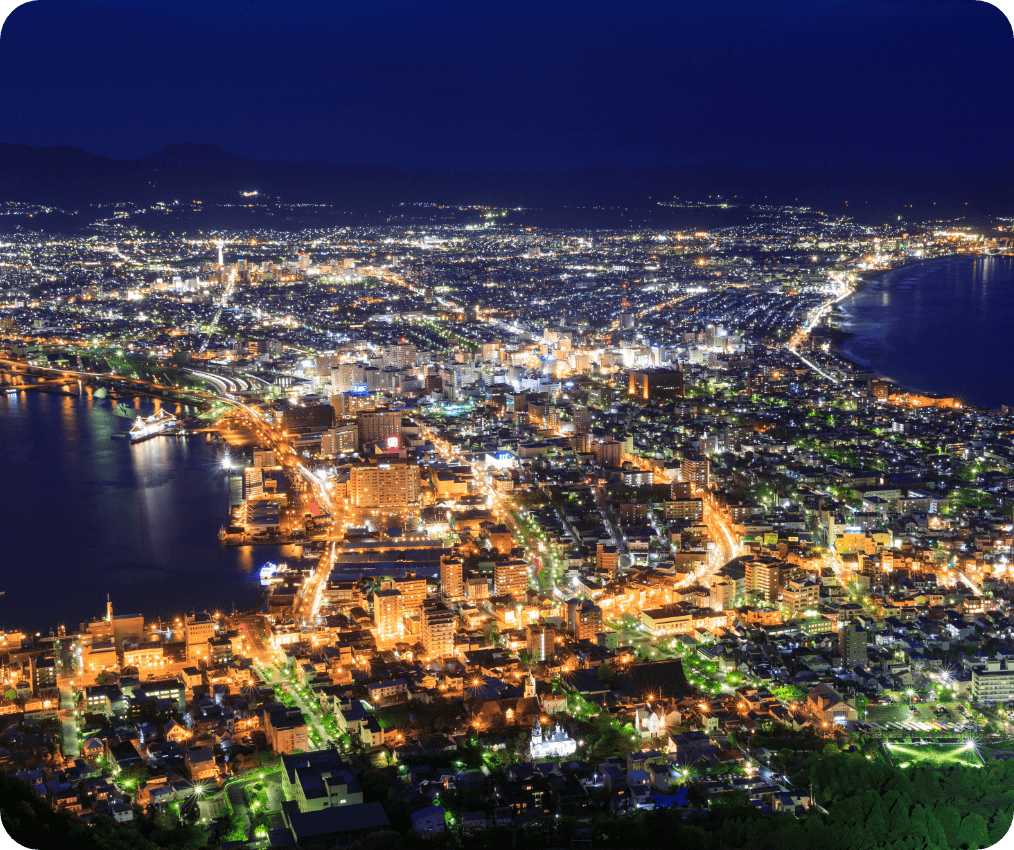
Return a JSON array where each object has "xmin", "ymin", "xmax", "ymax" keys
[{"xmin": 1, "ymin": 140, "xmax": 1010, "ymax": 175}]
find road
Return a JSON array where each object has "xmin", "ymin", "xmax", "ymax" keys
[
  {"xmin": 294, "ymin": 540, "xmax": 338, "ymax": 624},
  {"xmin": 822, "ymin": 548, "xmax": 852, "ymax": 592},
  {"xmin": 703, "ymin": 496, "xmax": 740, "ymax": 567},
  {"xmin": 57, "ymin": 678, "xmax": 79, "ymax": 758},
  {"xmin": 592, "ymin": 481, "xmax": 626, "ymax": 552},
  {"xmin": 236, "ymin": 618, "xmax": 271, "ymax": 664},
  {"xmin": 785, "ymin": 278, "xmax": 851, "ymax": 382},
  {"xmin": 256, "ymin": 663, "xmax": 333, "ymax": 748},
  {"xmin": 218, "ymin": 403, "xmax": 341, "ymax": 616}
]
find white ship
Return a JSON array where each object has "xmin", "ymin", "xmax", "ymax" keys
[
  {"xmin": 129, "ymin": 409, "xmax": 180, "ymax": 443},
  {"xmin": 259, "ymin": 562, "xmax": 282, "ymax": 586}
]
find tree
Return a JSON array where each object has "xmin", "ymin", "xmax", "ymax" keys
[
  {"xmin": 363, "ymin": 831, "xmax": 402, "ymax": 850},
  {"xmin": 932, "ymin": 807, "xmax": 957, "ymax": 843},
  {"xmin": 687, "ymin": 782, "xmax": 709, "ymax": 809},
  {"xmin": 957, "ymin": 813, "xmax": 989, "ymax": 850},
  {"xmin": 481, "ymin": 621, "xmax": 501, "ymax": 647},
  {"xmin": 118, "ymin": 763, "xmax": 150, "ymax": 786},
  {"xmin": 866, "ymin": 807, "xmax": 888, "ymax": 844},
  {"xmin": 596, "ymin": 663, "xmax": 614, "ymax": 684}
]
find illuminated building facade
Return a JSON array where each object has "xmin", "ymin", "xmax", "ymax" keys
[
  {"xmin": 421, "ymin": 600, "xmax": 455, "ymax": 659},
  {"xmin": 628, "ymin": 368, "xmax": 683, "ymax": 401},
  {"xmin": 439, "ymin": 554, "xmax": 464, "ymax": 600},
  {"xmin": 357, "ymin": 411, "xmax": 403, "ymax": 448},
  {"xmin": 372, "ymin": 589, "xmax": 404, "ymax": 643},
  {"xmin": 350, "ymin": 461, "xmax": 421, "ymax": 510},
  {"xmin": 493, "ymin": 559, "xmax": 529, "ymax": 599},
  {"xmin": 680, "ymin": 455, "xmax": 710, "ymax": 488}
]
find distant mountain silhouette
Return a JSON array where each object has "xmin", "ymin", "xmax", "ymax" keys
[{"xmin": 0, "ymin": 142, "xmax": 1010, "ymax": 216}]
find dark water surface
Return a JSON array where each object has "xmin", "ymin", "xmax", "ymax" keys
[
  {"xmin": 0, "ymin": 388, "xmax": 296, "ymax": 632},
  {"xmin": 838, "ymin": 255, "xmax": 1014, "ymax": 410}
]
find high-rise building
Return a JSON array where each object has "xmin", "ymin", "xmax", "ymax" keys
[
  {"xmin": 664, "ymin": 499, "xmax": 704, "ymax": 522},
  {"xmin": 384, "ymin": 344, "xmax": 417, "ymax": 369},
  {"xmin": 628, "ymin": 368, "xmax": 683, "ymax": 402},
  {"xmin": 671, "ymin": 481, "xmax": 694, "ymax": 499},
  {"xmin": 280, "ymin": 404, "xmax": 335, "ymax": 435},
  {"xmin": 493, "ymin": 559, "xmax": 529, "ymax": 599},
  {"xmin": 681, "ymin": 455, "xmax": 711, "ymax": 488},
  {"xmin": 421, "ymin": 600, "xmax": 456, "ymax": 659},
  {"xmin": 573, "ymin": 406, "xmax": 591, "ymax": 434},
  {"xmin": 594, "ymin": 438, "xmax": 624, "ymax": 468},
  {"xmin": 439, "ymin": 555, "xmax": 464, "ymax": 600},
  {"xmin": 350, "ymin": 461, "xmax": 421, "ymax": 509},
  {"xmin": 357, "ymin": 411, "xmax": 403, "ymax": 449},
  {"xmin": 372, "ymin": 589, "xmax": 404, "ymax": 643},
  {"xmin": 332, "ymin": 391, "xmax": 375, "ymax": 420},
  {"xmin": 321, "ymin": 423, "xmax": 359, "ymax": 456},
  {"xmin": 838, "ymin": 621, "xmax": 868, "ymax": 667},
  {"xmin": 782, "ymin": 578, "xmax": 820, "ymax": 616},
  {"xmin": 596, "ymin": 544, "xmax": 618, "ymax": 576},
  {"xmin": 331, "ymin": 363, "xmax": 365, "ymax": 394},
  {"xmin": 710, "ymin": 576, "xmax": 737, "ymax": 611},
  {"xmin": 393, "ymin": 575, "xmax": 427, "ymax": 612},
  {"xmin": 567, "ymin": 599, "xmax": 602, "ymax": 641},
  {"xmin": 362, "ymin": 365, "xmax": 384, "ymax": 392},
  {"xmin": 743, "ymin": 557, "xmax": 803, "ymax": 604},
  {"xmin": 507, "ymin": 393, "xmax": 528, "ymax": 413},
  {"xmin": 526, "ymin": 622, "xmax": 558, "ymax": 662}
]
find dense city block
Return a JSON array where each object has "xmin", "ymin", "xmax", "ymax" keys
[{"xmin": 1, "ymin": 200, "xmax": 1013, "ymax": 849}]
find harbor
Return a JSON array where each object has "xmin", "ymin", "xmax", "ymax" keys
[
  {"xmin": 128, "ymin": 408, "xmax": 182, "ymax": 442},
  {"xmin": 0, "ymin": 388, "xmax": 292, "ymax": 630}
]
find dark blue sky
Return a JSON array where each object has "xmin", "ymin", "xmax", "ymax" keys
[{"xmin": 1, "ymin": 0, "xmax": 1011, "ymax": 170}]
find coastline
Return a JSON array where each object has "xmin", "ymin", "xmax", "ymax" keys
[
  {"xmin": 825, "ymin": 253, "xmax": 1009, "ymax": 409},
  {"xmin": 818, "ymin": 256, "xmax": 963, "ymax": 356},
  {"xmin": 0, "ymin": 390, "xmax": 275, "ymax": 633}
]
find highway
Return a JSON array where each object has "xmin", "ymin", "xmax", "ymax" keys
[{"xmin": 785, "ymin": 277, "xmax": 852, "ymax": 382}]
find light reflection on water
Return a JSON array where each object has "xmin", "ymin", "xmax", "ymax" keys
[
  {"xmin": 838, "ymin": 256, "xmax": 1014, "ymax": 409},
  {"xmin": 0, "ymin": 388, "xmax": 295, "ymax": 632}
]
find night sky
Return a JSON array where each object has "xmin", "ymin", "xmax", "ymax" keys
[{"xmin": 1, "ymin": 0, "xmax": 1012, "ymax": 171}]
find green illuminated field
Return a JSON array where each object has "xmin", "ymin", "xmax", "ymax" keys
[{"xmin": 885, "ymin": 742, "xmax": 983, "ymax": 768}]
